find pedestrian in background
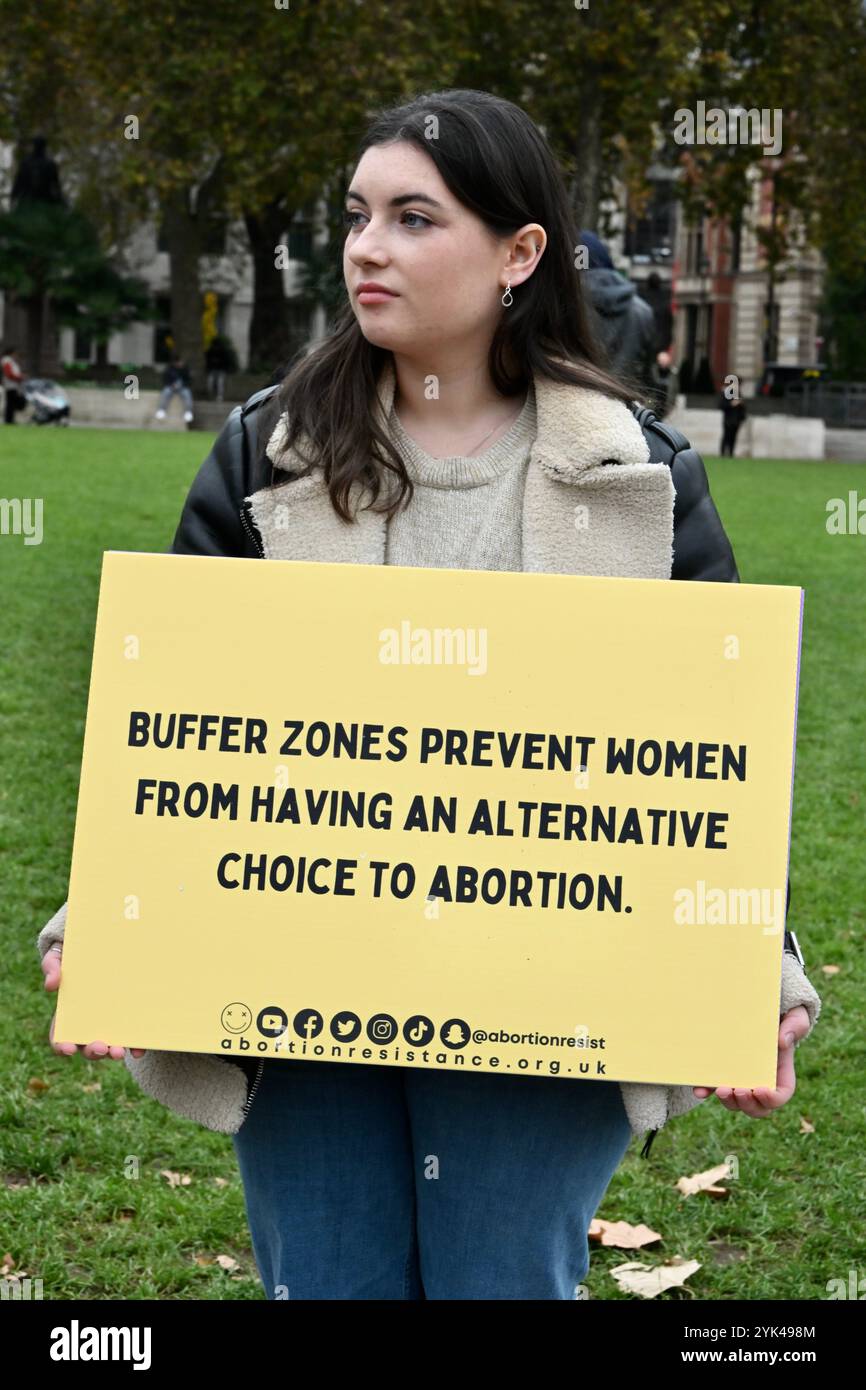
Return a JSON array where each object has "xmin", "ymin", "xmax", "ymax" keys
[
  {"xmin": 579, "ymin": 230, "xmax": 658, "ymax": 407},
  {"xmin": 154, "ymin": 356, "xmax": 194, "ymax": 424},
  {"xmin": 205, "ymin": 334, "xmax": 238, "ymax": 402},
  {"xmin": 653, "ymin": 347, "xmax": 677, "ymax": 418},
  {"xmin": 720, "ymin": 383, "xmax": 747, "ymax": 455},
  {"xmin": 1, "ymin": 344, "xmax": 28, "ymax": 424}
]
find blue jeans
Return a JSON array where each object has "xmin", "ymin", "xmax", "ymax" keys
[
  {"xmin": 232, "ymin": 1058, "xmax": 633, "ymax": 1300},
  {"xmin": 157, "ymin": 384, "xmax": 193, "ymax": 412}
]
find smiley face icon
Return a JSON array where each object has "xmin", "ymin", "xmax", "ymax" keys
[{"xmin": 220, "ymin": 1002, "xmax": 252, "ymax": 1034}]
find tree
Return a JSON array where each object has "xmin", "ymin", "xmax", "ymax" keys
[
  {"xmin": 821, "ymin": 264, "xmax": 866, "ymax": 380},
  {"xmin": 0, "ymin": 201, "xmax": 152, "ymax": 371},
  {"xmin": 653, "ymin": 0, "xmax": 866, "ymax": 279},
  {"xmin": 53, "ymin": 259, "xmax": 155, "ymax": 368},
  {"xmin": 34, "ymin": 0, "xmax": 450, "ymax": 382},
  {"xmin": 2, "ymin": 0, "xmax": 864, "ymax": 382}
]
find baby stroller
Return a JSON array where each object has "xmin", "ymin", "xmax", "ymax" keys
[{"xmin": 23, "ymin": 378, "xmax": 71, "ymax": 425}]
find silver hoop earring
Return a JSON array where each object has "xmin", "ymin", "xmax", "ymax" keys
[{"xmin": 501, "ymin": 281, "xmax": 513, "ymax": 307}]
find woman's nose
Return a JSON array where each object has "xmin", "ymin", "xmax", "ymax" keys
[{"xmin": 347, "ymin": 223, "xmax": 387, "ymax": 265}]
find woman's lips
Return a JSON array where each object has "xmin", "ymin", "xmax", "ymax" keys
[{"xmin": 357, "ymin": 286, "xmax": 398, "ymax": 304}]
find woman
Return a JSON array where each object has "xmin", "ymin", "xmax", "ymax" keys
[
  {"xmin": 1, "ymin": 343, "xmax": 28, "ymax": 424},
  {"xmin": 38, "ymin": 89, "xmax": 822, "ymax": 1301}
]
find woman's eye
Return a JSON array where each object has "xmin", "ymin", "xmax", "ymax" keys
[{"xmin": 342, "ymin": 209, "xmax": 432, "ymax": 230}]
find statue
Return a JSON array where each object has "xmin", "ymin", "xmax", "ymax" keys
[
  {"xmin": 7, "ymin": 136, "xmax": 67, "ymax": 375},
  {"xmin": 11, "ymin": 135, "xmax": 66, "ymax": 207}
]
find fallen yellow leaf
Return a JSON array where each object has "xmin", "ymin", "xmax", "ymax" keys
[
  {"xmin": 611, "ymin": 1256, "xmax": 701, "ymax": 1299},
  {"xmin": 677, "ymin": 1162, "xmax": 732, "ymax": 1197},
  {"xmin": 159, "ymin": 1169, "xmax": 192, "ymax": 1188},
  {"xmin": 589, "ymin": 1218, "xmax": 662, "ymax": 1249}
]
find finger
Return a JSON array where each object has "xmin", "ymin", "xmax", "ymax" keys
[
  {"xmin": 775, "ymin": 1042, "xmax": 797, "ymax": 1093},
  {"xmin": 711, "ymin": 1087, "xmax": 737, "ymax": 1111},
  {"xmin": 82, "ymin": 1041, "xmax": 110, "ymax": 1059},
  {"xmin": 730, "ymin": 1088, "xmax": 773, "ymax": 1118},
  {"xmin": 692, "ymin": 1087, "xmax": 716, "ymax": 1098},
  {"xmin": 41, "ymin": 955, "xmax": 61, "ymax": 990},
  {"xmin": 723, "ymin": 1078, "xmax": 793, "ymax": 1114},
  {"xmin": 750, "ymin": 1086, "xmax": 779, "ymax": 1108},
  {"xmin": 778, "ymin": 1005, "xmax": 810, "ymax": 1049},
  {"xmin": 130, "ymin": 1048, "xmax": 146, "ymax": 1059}
]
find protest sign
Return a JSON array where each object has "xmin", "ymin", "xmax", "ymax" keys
[{"xmin": 55, "ymin": 551, "xmax": 803, "ymax": 1088}]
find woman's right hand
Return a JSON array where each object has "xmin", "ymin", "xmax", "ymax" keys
[{"xmin": 41, "ymin": 944, "xmax": 146, "ymax": 1060}]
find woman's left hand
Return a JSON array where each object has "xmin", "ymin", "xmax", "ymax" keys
[{"xmin": 691, "ymin": 1005, "xmax": 811, "ymax": 1117}]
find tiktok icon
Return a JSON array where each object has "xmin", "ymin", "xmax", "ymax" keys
[{"xmin": 402, "ymin": 1015, "xmax": 435, "ymax": 1045}]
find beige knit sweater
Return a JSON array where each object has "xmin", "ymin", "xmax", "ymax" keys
[{"xmin": 384, "ymin": 382, "xmax": 536, "ymax": 571}]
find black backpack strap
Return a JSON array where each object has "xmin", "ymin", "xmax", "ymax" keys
[
  {"xmin": 640, "ymin": 1127, "xmax": 659, "ymax": 1159},
  {"xmin": 628, "ymin": 400, "xmax": 690, "ymax": 457},
  {"xmin": 241, "ymin": 381, "xmax": 281, "ymax": 420}
]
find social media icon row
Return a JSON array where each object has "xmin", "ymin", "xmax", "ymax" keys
[{"xmin": 220, "ymin": 1003, "xmax": 471, "ymax": 1049}]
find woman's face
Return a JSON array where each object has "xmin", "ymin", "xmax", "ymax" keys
[{"xmin": 343, "ymin": 140, "xmax": 537, "ymax": 362}]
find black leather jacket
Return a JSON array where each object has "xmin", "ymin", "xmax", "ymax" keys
[{"xmin": 169, "ymin": 382, "xmax": 740, "ymax": 583}]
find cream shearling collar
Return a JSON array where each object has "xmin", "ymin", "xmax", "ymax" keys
[{"xmin": 264, "ymin": 356, "xmax": 651, "ymax": 482}]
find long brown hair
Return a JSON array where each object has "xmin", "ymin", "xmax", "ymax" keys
[{"xmin": 256, "ymin": 88, "xmax": 649, "ymax": 523}]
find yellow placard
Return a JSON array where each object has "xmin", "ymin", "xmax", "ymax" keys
[{"xmin": 55, "ymin": 551, "xmax": 803, "ymax": 1089}]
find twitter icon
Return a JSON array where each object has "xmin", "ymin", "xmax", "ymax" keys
[{"xmin": 329, "ymin": 1011, "xmax": 362, "ymax": 1043}]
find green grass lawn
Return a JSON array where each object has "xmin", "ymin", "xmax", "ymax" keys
[{"xmin": 1, "ymin": 426, "xmax": 863, "ymax": 1300}]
